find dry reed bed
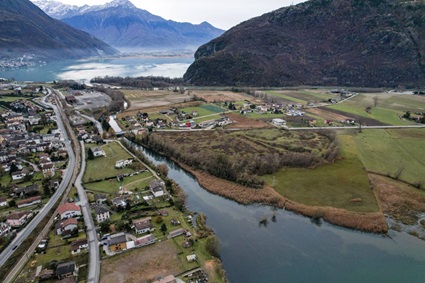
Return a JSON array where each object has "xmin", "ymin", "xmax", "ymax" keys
[
  {"xmin": 371, "ymin": 173, "xmax": 425, "ymax": 225},
  {"xmin": 180, "ymin": 163, "xmax": 388, "ymax": 233}
]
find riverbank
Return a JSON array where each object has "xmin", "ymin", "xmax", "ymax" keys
[{"xmin": 177, "ymin": 162, "xmax": 388, "ymax": 233}]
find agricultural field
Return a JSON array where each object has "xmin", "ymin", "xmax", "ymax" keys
[
  {"xmin": 263, "ymin": 134, "xmax": 380, "ymax": 213},
  {"xmin": 326, "ymin": 92, "xmax": 425, "ymax": 125},
  {"xmin": 188, "ymin": 89, "xmax": 258, "ymax": 103},
  {"xmin": 83, "ymin": 142, "xmax": 140, "ymax": 183},
  {"xmin": 354, "ymin": 129, "xmax": 425, "ymax": 188},
  {"xmin": 121, "ymin": 89, "xmax": 192, "ymax": 111}
]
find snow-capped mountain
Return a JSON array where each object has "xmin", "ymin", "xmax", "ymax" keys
[
  {"xmin": 31, "ymin": 0, "xmax": 225, "ymax": 52},
  {"xmin": 31, "ymin": 0, "xmax": 137, "ymax": 19}
]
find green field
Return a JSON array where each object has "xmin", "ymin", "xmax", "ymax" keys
[
  {"xmin": 84, "ymin": 171, "xmax": 154, "ymax": 194},
  {"xmin": 327, "ymin": 92, "xmax": 425, "ymax": 125},
  {"xmin": 354, "ymin": 129, "xmax": 425, "ymax": 187},
  {"xmin": 180, "ymin": 104, "xmax": 226, "ymax": 118},
  {"xmin": 83, "ymin": 142, "xmax": 137, "ymax": 182},
  {"xmin": 264, "ymin": 134, "xmax": 379, "ymax": 212}
]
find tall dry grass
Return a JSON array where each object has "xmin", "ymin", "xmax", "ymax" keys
[{"xmin": 181, "ymin": 162, "xmax": 388, "ymax": 233}]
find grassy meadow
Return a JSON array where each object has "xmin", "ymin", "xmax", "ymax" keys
[
  {"xmin": 263, "ymin": 134, "xmax": 380, "ymax": 213},
  {"xmin": 354, "ymin": 128, "xmax": 425, "ymax": 188},
  {"xmin": 83, "ymin": 142, "xmax": 136, "ymax": 182}
]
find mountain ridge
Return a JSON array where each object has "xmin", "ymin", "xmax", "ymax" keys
[
  {"xmin": 32, "ymin": 0, "xmax": 225, "ymax": 52},
  {"xmin": 184, "ymin": 0, "xmax": 425, "ymax": 88},
  {"xmin": 0, "ymin": 0, "xmax": 118, "ymax": 61}
]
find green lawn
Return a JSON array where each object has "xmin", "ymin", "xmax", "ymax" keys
[
  {"xmin": 83, "ymin": 142, "xmax": 137, "ymax": 182},
  {"xmin": 263, "ymin": 134, "xmax": 379, "ymax": 212},
  {"xmin": 181, "ymin": 104, "xmax": 225, "ymax": 118},
  {"xmin": 85, "ymin": 171, "xmax": 154, "ymax": 194},
  {"xmin": 354, "ymin": 129, "xmax": 425, "ymax": 187}
]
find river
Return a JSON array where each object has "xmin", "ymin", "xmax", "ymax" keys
[
  {"xmin": 131, "ymin": 142, "xmax": 425, "ymax": 283},
  {"xmin": 0, "ymin": 56, "xmax": 193, "ymax": 82}
]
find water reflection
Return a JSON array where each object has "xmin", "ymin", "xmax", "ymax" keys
[{"xmin": 131, "ymin": 140, "xmax": 425, "ymax": 283}]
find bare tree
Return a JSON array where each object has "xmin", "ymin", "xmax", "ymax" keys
[{"xmin": 373, "ymin": 96, "xmax": 378, "ymax": 107}]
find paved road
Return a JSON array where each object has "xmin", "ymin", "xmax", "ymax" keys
[
  {"xmin": 0, "ymin": 92, "xmax": 76, "ymax": 269},
  {"xmin": 75, "ymin": 141, "xmax": 100, "ymax": 283},
  {"xmin": 78, "ymin": 112, "xmax": 103, "ymax": 136},
  {"xmin": 286, "ymin": 124, "xmax": 425, "ymax": 130}
]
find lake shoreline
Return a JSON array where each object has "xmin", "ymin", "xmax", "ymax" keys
[{"xmin": 175, "ymin": 162, "xmax": 388, "ymax": 233}]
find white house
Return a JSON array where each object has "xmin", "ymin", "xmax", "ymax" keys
[
  {"xmin": 134, "ymin": 234, "xmax": 156, "ymax": 247},
  {"xmin": 115, "ymin": 159, "xmax": 133, "ymax": 169},
  {"xmin": 0, "ymin": 222, "xmax": 11, "ymax": 237},
  {"xmin": 58, "ymin": 203, "xmax": 82, "ymax": 220},
  {"xmin": 0, "ymin": 197, "xmax": 8, "ymax": 207},
  {"xmin": 70, "ymin": 238, "xmax": 88, "ymax": 255},
  {"xmin": 134, "ymin": 217, "xmax": 155, "ymax": 234},
  {"xmin": 11, "ymin": 171, "xmax": 26, "ymax": 181},
  {"xmin": 41, "ymin": 163, "xmax": 55, "ymax": 178},
  {"xmin": 6, "ymin": 211, "xmax": 32, "ymax": 227},
  {"xmin": 16, "ymin": 196, "xmax": 42, "ymax": 208},
  {"xmin": 149, "ymin": 179, "xmax": 164, "ymax": 198},
  {"xmin": 272, "ymin": 118, "xmax": 287, "ymax": 126},
  {"xmin": 91, "ymin": 147, "xmax": 105, "ymax": 157},
  {"xmin": 94, "ymin": 206, "xmax": 110, "ymax": 223},
  {"xmin": 55, "ymin": 218, "xmax": 78, "ymax": 235}
]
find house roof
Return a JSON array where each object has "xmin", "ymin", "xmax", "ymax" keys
[
  {"xmin": 94, "ymin": 206, "xmax": 109, "ymax": 215},
  {"xmin": 108, "ymin": 233, "xmax": 127, "ymax": 245},
  {"xmin": 6, "ymin": 211, "xmax": 29, "ymax": 220},
  {"xmin": 94, "ymin": 194, "xmax": 107, "ymax": 201},
  {"xmin": 134, "ymin": 234, "xmax": 155, "ymax": 246},
  {"xmin": 58, "ymin": 203, "xmax": 81, "ymax": 215},
  {"xmin": 62, "ymin": 218, "xmax": 78, "ymax": 227},
  {"xmin": 149, "ymin": 179, "xmax": 162, "ymax": 189},
  {"xmin": 168, "ymin": 228, "xmax": 185, "ymax": 238},
  {"xmin": 16, "ymin": 196, "xmax": 41, "ymax": 206},
  {"xmin": 0, "ymin": 196, "xmax": 7, "ymax": 203},
  {"xmin": 71, "ymin": 238, "xmax": 87, "ymax": 250},
  {"xmin": 56, "ymin": 261, "xmax": 75, "ymax": 277},
  {"xmin": 134, "ymin": 220, "xmax": 153, "ymax": 231}
]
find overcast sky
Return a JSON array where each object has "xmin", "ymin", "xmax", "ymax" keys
[{"xmin": 54, "ymin": 0, "xmax": 307, "ymax": 30}]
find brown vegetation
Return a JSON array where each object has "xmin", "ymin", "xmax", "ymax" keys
[
  {"xmin": 371, "ymin": 173, "xmax": 425, "ymax": 226},
  {"xmin": 131, "ymin": 129, "xmax": 337, "ymax": 188},
  {"xmin": 225, "ymin": 113, "xmax": 271, "ymax": 129},
  {"xmin": 180, "ymin": 163, "xmax": 387, "ymax": 233},
  {"xmin": 100, "ymin": 241, "xmax": 183, "ymax": 283}
]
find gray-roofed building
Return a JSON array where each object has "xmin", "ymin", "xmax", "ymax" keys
[
  {"xmin": 94, "ymin": 205, "xmax": 110, "ymax": 222},
  {"xmin": 56, "ymin": 261, "xmax": 77, "ymax": 280},
  {"xmin": 107, "ymin": 232, "xmax": 127, "ymax": 252}
]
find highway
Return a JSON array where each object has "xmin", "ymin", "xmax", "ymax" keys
[
  {"xmin": 0, "ymin": 91, "xmax": 76, "ymax": 269},
  {"xmin": 75, "ymin": 141, "xmax": 100, "ymax": 283}
]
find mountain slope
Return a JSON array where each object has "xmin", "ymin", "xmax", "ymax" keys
[
  {"xmin": 35, "ymin": 0, "xmax": 224, "ymax": 52},
  {"xmin": 0, "ymin": 0, "xmax": 118, "ymax": 61},
  {"xmin": 183, "ymin": 0, "xmax": 425, "ymax": 88}
]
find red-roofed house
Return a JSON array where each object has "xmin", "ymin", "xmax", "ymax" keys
[{"xmin": 58, "ymin": 203, "xmax": 81, "ymax": 220}]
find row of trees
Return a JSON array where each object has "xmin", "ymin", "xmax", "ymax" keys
[
  {"xmin": 130, "ymin": 131, "xmax": 338, "ymax": 189},
  {"xmin": 91, "ymin": 76, "xmax": 186, "ymax": 89}
]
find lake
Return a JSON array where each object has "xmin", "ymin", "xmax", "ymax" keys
[
  {"xmin": 132, "ymin": 141, "xmax": 425, "ymax": 283},
  {"xmin": 0, "ymin": 55, "xmax": 193, "ymax": 82}
]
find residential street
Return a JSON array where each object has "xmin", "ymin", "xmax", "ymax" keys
[{"xmin": 75, "ymin": 141, "xmax": 100, "ymax": 283}]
